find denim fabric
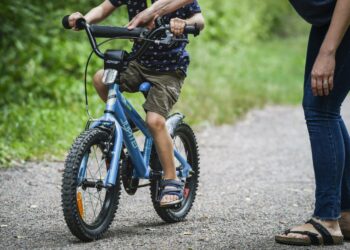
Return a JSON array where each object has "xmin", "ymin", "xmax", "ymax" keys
[{"xmin": 303, "ymin": 25, "xmax": 350, "ymax": 220}]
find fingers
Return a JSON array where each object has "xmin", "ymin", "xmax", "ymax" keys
[
  {"xmin": 128, "ymin": 15, "xmax": 156, "ymax": 30},
  {"xmin": 170, "ymin": 18, "xmax": 186, "ymax": 36},
  {"xmin": 146, "ymin": 15, "xmax": 157, "ymax": 30},
  {"xmin": 323, "ymin": 77, "xmax": 329, "ymax": 96},
  {"xmin": 127, "ymin": 8, "xmax": 156, "ymax": 30},
  {"xmin": 127, "ymin": 16, "xmax": 138, "ymax": 30},
  {"xmin": 316, "ymin": 76, "xmax": 324, "ymax": 96},
  {"xmin": 310, "ymin": 52, "xmax": 336, "ymax": 97},
  {"xmin": 311, "ymin": 76, "xmax": 318, "ymax": 96},
  {"xmin": 328, "ymin": 75, "xmax": 334, "ymax": 91},
  {"xmin": 312, "ymin": 72, "xmax": 325, "ymax": 97},
  {"xmin": 311, "ymin": 71, "xmax": 334, "ymax": 97},
  {"xmin": 69, "ymin": 12, "xmax": 83, "ymax": 30}
]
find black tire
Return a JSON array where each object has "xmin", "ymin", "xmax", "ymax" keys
[
  {"xmin": 61, "ymin": 127, "xmax": 121, "ymax": 241},
  {"xmin": 150, "ymin": 122, "xmax": 200, "ymax": 223}
]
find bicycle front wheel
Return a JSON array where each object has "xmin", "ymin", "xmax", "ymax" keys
[{"xmin": 61, "ymin": 127, "xmax": 121, "ymax": 241}]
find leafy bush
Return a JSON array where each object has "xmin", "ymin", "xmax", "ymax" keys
[{"xmin": 0, "ymin": 0, "xmax": 305, "ymax": 165}]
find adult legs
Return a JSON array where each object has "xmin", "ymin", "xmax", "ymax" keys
[{"xmin": 279, "ymin": 24, "xmax": 350, "ymax": 241}]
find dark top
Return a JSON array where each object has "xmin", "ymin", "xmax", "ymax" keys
[
  {"xmin": 109, "ymin": 0, "xmax": 201, "ymax": 73},
  {"xmin": 289, "ymin": 0, "xmax": 336, "ymax": 26}
]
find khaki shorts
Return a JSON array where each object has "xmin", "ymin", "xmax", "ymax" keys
[{"xmin": 119, "ymin": 61, "xmax": 185, "ymax": 118}]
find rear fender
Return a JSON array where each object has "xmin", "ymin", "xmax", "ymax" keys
[{"xmin": 166, "ymin": 113, "xmax": 185, "ymax": 137}]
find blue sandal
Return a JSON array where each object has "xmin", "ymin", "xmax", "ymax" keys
[{"xmin": 159, "ymin": 179, "xmax": 184, "ymax": 208}]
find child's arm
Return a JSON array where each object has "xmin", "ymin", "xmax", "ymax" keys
[
  {"xmin": 68, "ymin": 0, "xmax": 116, "ymax": 30},
  {"xmin": 170, "ymin": 13, "xmax": 205, "ymax": 36},
  {"xmin": 185, "ymin": 13, "xmax": 205, "ymax": 30},
  {"xmin": 128, "ymin": 0, "xmax": 195, "ymax": 29}
]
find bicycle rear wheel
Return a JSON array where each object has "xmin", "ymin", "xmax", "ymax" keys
[
  {"xmin": 61, "ymin": 127, "xmax": 121, "ymax": 241},
  {"xmin": 150, "ymin": 122, "xmax": 200, "ymax": 222}
]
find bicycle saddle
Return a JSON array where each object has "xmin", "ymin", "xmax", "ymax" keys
[{"xmin": 139, "ymin": 82, "xmax": 151, "ymax": 93}]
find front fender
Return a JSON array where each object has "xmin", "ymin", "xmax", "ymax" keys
[{"xmin": 88, "ymin": 116, "xmax": 124, "ymax": 187}]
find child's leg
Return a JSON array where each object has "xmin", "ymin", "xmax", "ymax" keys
[
  {"xmin": 146, "ymin": 111, "xmax": 178, "ymax": 204},
  {"xmin": 146, "ymin": 112, "xmax": 176, "ymax": 179}
]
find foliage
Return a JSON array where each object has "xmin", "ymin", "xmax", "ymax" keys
[{"xmin": 0, "ymin": 0, "xmax": 308, "ymax": 166}]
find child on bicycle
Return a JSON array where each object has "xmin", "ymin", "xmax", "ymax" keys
[{"xmin": 68, "ymin": 0, "xmax": 204, "ymax": 207}]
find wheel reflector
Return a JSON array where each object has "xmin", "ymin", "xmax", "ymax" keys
[
  {"xmin": 184, "ymin": 187, "xmax": 190, "ymax": 199},
  {"xmin": 77, "ymin": 191, "xmax": 84, "ymax": 218}
]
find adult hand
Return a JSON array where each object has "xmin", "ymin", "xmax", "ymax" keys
[
  {"xmin": 311, "ymin": 51, "xmax": 336, "ymax": 96},
  {"xmin": 68, "ymin": 12, "xmax": 84, "ymax": 30},
  {"xmin": 127, "ymin": 8, "xmax": 158, "ymax": 30},
  {"xmin": 170, "ymin": 18, "xmax": 186, "ymax": 36}
]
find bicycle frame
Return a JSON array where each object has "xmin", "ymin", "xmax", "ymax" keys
[{"xmin": 78, "ymin": 82, "xmax": 192, "ymax": 187}]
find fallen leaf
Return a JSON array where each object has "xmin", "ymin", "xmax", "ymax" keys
[{"xmin": 183, "ymin": 232, "xmax": 192, "ymax": 235}]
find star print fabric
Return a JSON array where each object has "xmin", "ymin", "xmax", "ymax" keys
[{"xmin": 109, "ymin": 0, "xmax": 201, "ymax": 73}]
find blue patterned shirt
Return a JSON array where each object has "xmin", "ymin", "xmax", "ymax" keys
[{"xmin": 109, "ymin": 0, "xmax": 201, "ymax": 73}]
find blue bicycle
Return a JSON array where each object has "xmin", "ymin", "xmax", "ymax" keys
[{"xmin": 60, "ymin": 16, "xmax": 200, "ymax": 241}]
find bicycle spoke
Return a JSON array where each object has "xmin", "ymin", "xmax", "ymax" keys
[
  {"xmin": 96, "ymin": 156, "xmax": 105, "ymax": 180},
  {"xmin": 86, "ymin": 188, "xmax": 97, "ymax": 221},
  {"xmin": 96, "ymin": 190, "xmax": 104, "ymax": 212},
  {"xmin": 92, "ymin": 146, "xmax": 101, "ymax": 178},
  {"xmin": 92, "ymin": 195, "xmax": 100, "ymax": 220}
]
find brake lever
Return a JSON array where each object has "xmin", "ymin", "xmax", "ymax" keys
[
  {"xmin": 153, "ymin": 30, "xmax": 189, "ymax": 45},
  {"xmin": 154, "ymin": 30, "xmax": 174, "ymax": 45}
]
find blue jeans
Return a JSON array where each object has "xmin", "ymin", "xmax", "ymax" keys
[{"xmin": 303, "ymin": 25, "xmax": 350, "ymax": 220}]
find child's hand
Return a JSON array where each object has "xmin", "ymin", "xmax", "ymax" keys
[
  {"xmin": 69, "ymin": 12, "xmax": 84, "ymax": 30},
  {"xmin": 170, "ymin": 18, "xmax": 186, "ymax": 36},
  {"xmin": 128, "ymin": 8, "xmax": 157, "ymax": 30}
]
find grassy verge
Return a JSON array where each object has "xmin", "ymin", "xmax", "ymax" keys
[
  {"xmin": 0, "ymin": 35, "xmax": 308, "ymax": 166},
  {"xmin": 177, "ymin": 35, "xmax": 308, "ymax": 124}
]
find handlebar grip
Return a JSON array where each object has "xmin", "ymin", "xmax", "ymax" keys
[
  {"xmin": 184, "ymin": 24, "xmax": 200, "ymax": 37},
  {"xmin": 76, "ymin": 18, "xmax": 87, "ymax": 30},
  {"xmin": 62, "ymin": 15, "xmax": 71, "ymax": 29},
  {"xmin": 61, "ymin": 16, "xmax": 86, "ymax": 30},
  {"xmin": 90, "ymin": 25, "xmax": 147, "ymax": 38}
]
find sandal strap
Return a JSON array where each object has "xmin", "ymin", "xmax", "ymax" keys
[
  {"xmin": 161, "ymin": 179, "xmax": 184, "ymax": 189},
  {"xmin": 307, "ymin": 219, "xmax": 334, "ymax": 245},
  {"xmin": 285, "ymin": 230, "xmax": 320, "ymax": 245},
  {"xmin": 161, "ymin": 189, "xmax": 183, "ymax": 198},
  {"xmin": 159, "ymin": 179, "xmax": 184, "ymax": 200}
]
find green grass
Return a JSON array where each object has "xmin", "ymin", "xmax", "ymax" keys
[
  {"xmin": 175, "ymin": 35, "xmax": 307, "ymax": 124},
  {"xmin": 0, "ymin": 35, "xmax": 308, "ymax": 167}
]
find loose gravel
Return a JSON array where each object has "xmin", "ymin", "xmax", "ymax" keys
[{"xmin": 2, "ymin": 101, "xmax": 350, "ymax": 249}]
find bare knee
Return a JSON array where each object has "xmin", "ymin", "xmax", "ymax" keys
[
  {"xmin": 93, "ymin": 69, "xmax": 104, "ymax": 88},
  {"xmin": 93, "ymin": 69, "xmax": 108, "ymax": 101},
  {"xmin": 146, "ymin": 113, "xmax": 166, "ymax": 133}
]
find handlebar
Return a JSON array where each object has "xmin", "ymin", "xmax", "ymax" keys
[
  {"xmin": 61, "ymin": 15, "xmax": 200, "ymax": 60},
  {"xmin": 89, "ymin": 26, "xmax": 147, "ymax": 38}
]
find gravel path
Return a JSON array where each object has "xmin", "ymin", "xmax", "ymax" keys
[{"xmin": 2, "ymin": 101, "xmax": 350, "ymax": 250}]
